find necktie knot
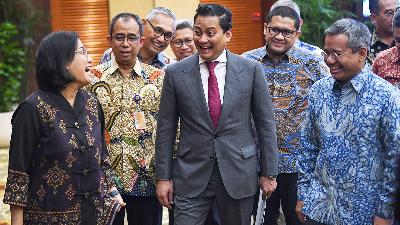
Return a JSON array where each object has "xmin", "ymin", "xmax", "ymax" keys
[{"xmin": 205, "ymin": 61, "xmax": 219, "ymax": 71}]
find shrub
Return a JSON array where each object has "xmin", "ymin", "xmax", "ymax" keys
[{"xmin": 0, "ymin": 22, "xmax": 26, "ymax": 112}]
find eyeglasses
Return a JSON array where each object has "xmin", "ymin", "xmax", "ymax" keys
[
  {"xmin": 75, "ymin": 46, "xmax": 88, "ymax": 56},
  {"xmin": 321, "ymin": 49, "xmax": 353, "ymax": 61},
  {"xmin": 146, "ymin": 19, "xmax": 174, "ymax": 41},
  {"xmin": 113, "ymin": 34, "xmax": 140, "ymax": 43},
  {"xmin": 382, "ymin": 7, "xmax": 400, "ymax": 17},
  {"xmin": 267, "ymin": 26, "xmax": 296, "ymax": 38},
  {"xmin": 172, "ymin": 38, "xmax": 194, "ymax": 48}
]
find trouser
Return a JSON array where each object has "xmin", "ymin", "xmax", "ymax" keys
[
  {"xmin": 304, "ymin": 217, "xmax": 327, "ymax": 225},
  {"xmin": 263, "ymin": 173, "xmax": 301, "ymax": 225},
  {"xmin": 173, "ymin": 163, "xmax": 254, "ymax": 225},
  {"xmin": 169, "ymin": 203, "xmax": 221, "ymax": 225},
  {"xmin": 113, "ymin": 195, "xmax": 162, "ymax": 225}
]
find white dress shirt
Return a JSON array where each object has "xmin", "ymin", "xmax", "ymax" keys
[{"xmin": 199, "ymin": 49, "xmax": 227, "ymax": 105}]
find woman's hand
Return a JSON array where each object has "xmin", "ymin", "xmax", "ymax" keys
[{"xmin": 108, "ymin": 187, "xmax": 126, "ymax": 211}]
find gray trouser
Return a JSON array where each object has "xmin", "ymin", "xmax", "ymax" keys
[{"xmin": 173, "ymin": 163, "xmax": 254, "ymax": 225}]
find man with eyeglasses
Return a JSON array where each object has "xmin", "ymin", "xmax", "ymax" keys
[
  {"xmin": 86, "ymin": 13, "xmax": 165, "ymax": 225},
  {"xmin": 170, "ymin": 19, "xmax": 197, "ymax": 61},
  {"xmin": 369, "ymin": 0, "xmax": 399, "ymax": 60},
  {"xmin": 100, "ymin": 7, "xmax": 176, "ymax": 70},
  {"xmin": 296, "ymin": 18, "xmax": 400, "ymax": 225},
  {"xmin": 373, "ymin": 9, "xmax": 400, "ymax": 88},
  {"xmin": 270, "ymin": 0, "xmax": 324, "ymax": 57},
  {"xmin": 242, "ymin": 6, "xmax": 328, "ymax": 225}
]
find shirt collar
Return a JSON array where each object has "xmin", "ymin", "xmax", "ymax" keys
[
  {"xmin": 261, "ymin": 45, "xmax": 293, "ymax": 64},
  {"xmin": 199, "ymin": 49, "xmax": 227, "ymax": 64},
  {"xmin": 329, "ymin": 64, "xmax": 370, "ymax": 94},
  {"xmin": 138, "ymin": 51, "xmax": 173, "ymax": 69},
  {"xmin": 109, "ymin": 56, "xmax": 142, "ymax": 77},
  {"xmin": 371, "ymin": 30, "xmax": 395, "ymax": 47},
  {"xmin": 388, "ymin": 47, "xmax": 400, "ymax": 63}
]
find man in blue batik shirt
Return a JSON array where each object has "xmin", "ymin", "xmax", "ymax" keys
[
  {"xmin": 243, "ymin": 6, "xmax": 328, "ymax": 225},
  {"xmin": 296, "ymin": 18, "xmax": 400, "ymax": 225}
]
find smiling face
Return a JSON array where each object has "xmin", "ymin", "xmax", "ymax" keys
[
  {"xmin": 323, "ymin": 34, "xmax": 366, "ymax": 83},
  {"xmin": 171, "ymin": 28, "xmax": 197, "ymax": 61},
  {"xmin": 193, "ymin": 15, "xmax": 232, "ymax": 61},
  {"xmin": 107, "ymin": 17, "xmax": 144, "ymax": 68},
  {"xmin": 66, "ymin": 39, "xmax": 94, "ymax": 87},
  {"xmin": 141, "ymin": 14, "xmax": 175, "ymax": 58},
  {"xmin": 264, "ymin": 15, "xmax": 300, "ymax": 60}
]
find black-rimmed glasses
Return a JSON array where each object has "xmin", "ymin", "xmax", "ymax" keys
[
  {"xmin": 172, "ymin": 38, "xmax": 194, "ymax": 48},
  {"xmin": 146, "ymin": 19, "xmax": 174, "ymax": 41},
  {"xmin": 267, "ymin": 26, "xmax": 296, "ymax": 38},
  {"xmin": 113, "ymin": 34, "xmax": 140, "ymax": 43}
]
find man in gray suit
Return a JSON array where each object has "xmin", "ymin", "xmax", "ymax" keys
[{"xmin": 155, "ymin": 4, "xmax": 278, "ymax": 225}]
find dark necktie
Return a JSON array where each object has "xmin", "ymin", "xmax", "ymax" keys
[{"xmin": 205, "ymin": 61, "xmax": 221, "ymax": 128}]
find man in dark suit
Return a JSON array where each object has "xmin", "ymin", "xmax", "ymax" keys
[{"xmin": 155, "ymin": 4, "xmax": 278, "ymax": 225}]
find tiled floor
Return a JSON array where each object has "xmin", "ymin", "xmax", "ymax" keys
[{"xmin": 0, "ymin": 148, "xmax": 283, "ymax": 225}]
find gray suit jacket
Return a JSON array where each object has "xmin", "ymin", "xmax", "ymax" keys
[{"xmin": 155, "ymin": 51, "xmax": 278, "ymax": 199}]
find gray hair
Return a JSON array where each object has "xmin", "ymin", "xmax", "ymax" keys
[
  {"xmin": 146, "ymin": 7, "xmax": 176, "ymax": 22},
  {"xmin": 270, "ymin": 0, "xmax": 301, "ymax": 18},
  {"xmin": 324, "ymin": 18, "xmax": 371, "ymax": 51},
  {"xmin": 175, "ymin": 19, "xmax": 193, "ymax": 31}
]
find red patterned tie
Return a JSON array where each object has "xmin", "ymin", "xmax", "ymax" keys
[{"xmin": 206, "ymin": 61, "xmax": 221, "ymax": 128}]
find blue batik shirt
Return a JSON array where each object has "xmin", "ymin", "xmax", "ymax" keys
[
  {"xmin": 298, "ymin": 65, "xmax": 400, "ymax": 224},
  {"xmin": 243, "ymin": 45, "xmax": 329, "ymax": 174}
]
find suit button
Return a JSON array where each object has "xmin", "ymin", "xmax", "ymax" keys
[
  {"xmin": 80, "ymin": 146, "xmax": 86, "ymax": 153},
  {"xmin": 74, "ymin": 122, "xmax": 80, "ymax": 129},
  {"xmin": 84, "ymin": 192, "xmax": 90, "ymax": 198},
  {"xmin": 83, "ymin": 169, "xmax": 88, "ymax": 175}
]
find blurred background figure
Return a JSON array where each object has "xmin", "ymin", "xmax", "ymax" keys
[
  {"xmin": 372, "ymin": 9, "xmax": 400, "ymax": 88},
  {"xmin": 3, "ymin": 31, "xmax": 124, "ymax": 225},
  {"xmin": 368, "ymin": 0, "xmax": 399, "ymax": 60},
  {"xmin": 170, "ymin": 19, "xmax": 197, "ymax": 61}
]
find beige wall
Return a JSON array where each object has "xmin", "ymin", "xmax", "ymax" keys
[{"xmin": 109, "ymin": 0, "xmax": 199, "ymax": 57}]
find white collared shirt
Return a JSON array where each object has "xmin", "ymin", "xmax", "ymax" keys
[{"xmin": 199, "ymin": 49, "xmax": 227, "ymax": 105}]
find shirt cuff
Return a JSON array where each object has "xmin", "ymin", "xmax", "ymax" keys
[{"xmin": 3, "ymin": 170, "xmax": 29, "ymax": 207}]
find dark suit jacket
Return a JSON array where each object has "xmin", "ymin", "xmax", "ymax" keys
[{"xmin": 155, "ymin": 51, "xmax": 278, "ymax": 199}]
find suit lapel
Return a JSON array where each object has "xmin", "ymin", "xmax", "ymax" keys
[
  {"xmin": 216, "ymin": 51, "xmax": 244, "ymax": 132},
  {"xmin": 182, "ymin": 54, "xmax": 214, "ymax": 129}
]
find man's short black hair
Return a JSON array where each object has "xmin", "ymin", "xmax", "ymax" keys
[
  {"xmin": 109, "ymin": 13, "xmax": 143, "ymax": 36},
  {"xmin": 266, "ymin": 6, "xmax": 301, "ymax": 31},
  {"xmin": 369, "ymin": 0, "xmax": 380, "ymax": 14},
  {"xmin": 36, "ymin": 31, "xmax": 78, "ymax": 92},
  {"xmin": 194, "ymin": 4, "xmax": 232, "ymax": 33}
]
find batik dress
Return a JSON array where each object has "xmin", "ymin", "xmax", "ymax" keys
[{"xmin": 3, "ymin": 89, "xmax": 118, "ymax": 224}]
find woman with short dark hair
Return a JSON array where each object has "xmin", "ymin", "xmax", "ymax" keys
[{"xmin": 3, "ymin": 31, "xmax": 124, "ymax": 225}]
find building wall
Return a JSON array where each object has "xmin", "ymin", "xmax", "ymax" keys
[{"xmin": 51, "ymin": 0, "xmax": 110, "ymax": 65}]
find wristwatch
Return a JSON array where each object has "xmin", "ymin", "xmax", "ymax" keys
[{"xmin": 109, "ymin": 189, "xmax": 119, "ymax": 197}]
